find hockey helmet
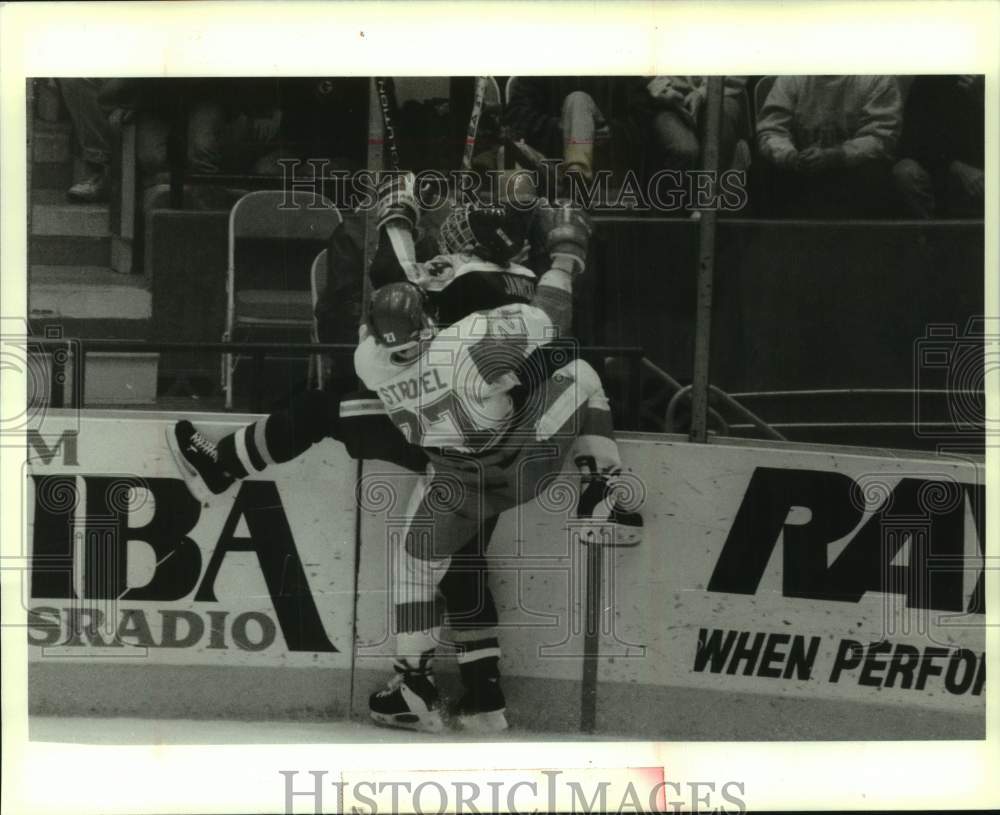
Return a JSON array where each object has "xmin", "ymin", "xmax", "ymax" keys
[
  {"xmin": 437, "ymin": 204, "xmax": 527, "ymax": 265},
  {"xmin": 367, "ymin": 282, "xmax": 436, "ymax": 349}
]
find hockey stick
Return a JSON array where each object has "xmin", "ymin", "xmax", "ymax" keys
[
  {"xmin": 489, "ymin": 76, "xmax": 506, "ymax": 172},
  {"xmin": 460, "ymin": 76, "xmax": 489, "ymax": 176},
  {"xmin": 373, "ymin": 77, "xmax": 421, "ymax": 281},
  {"xmin": 374, "ymin": 77, "xmax": 402, "ymax": 172}
]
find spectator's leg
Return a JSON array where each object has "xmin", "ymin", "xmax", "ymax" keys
[
  {"xmin": 58, "ymin": 79, "xmax": 112, "ymax": 202},
  {"xmin": 944, "ymin": 162, "xmax": 984, "ymax": 218},
  {"xmin": 694, "ymin": 95, "xmax": 742, "ymax": 168},
  {"xmin": 718, "ymin": 95, "xmax": 742, "ymax": 169},
  {"xmin": 650, "ymin": 110, "xmax": 700, "ymax": 171},
  {"xmin": 892, "ymin": 158, "xmax": 936, "ymax": 218},
  {"xmin": 187, "ymin": 100, "xmax": 227, "ymax": 174},
  {"xmin": 220, "ymin": 112, "xmax": 282, "ymax": 175},
  {"xmin": 561, "ymin": 91, "xmax": 605, "ymax": 180},
  {"xmin": 806, "ymin": 161, "xmax": 893, "ymax": 218},
  {"xmin": 135, "ymin": 111, "xmax": 170, "ymax": 188}
]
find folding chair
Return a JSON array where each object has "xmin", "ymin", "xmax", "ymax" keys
[
  {"xmin": 309, "ymin": 248, "xmax": 329, "ymax": 391},
  {"xmin": 222, "ymin": 190, "xmax": 341, "ymax": 408}
]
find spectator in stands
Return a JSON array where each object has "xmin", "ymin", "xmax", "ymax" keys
[
  {"xmin": 644, "ymin": 76, "xmax": 749, "ymax": 170},
  {"xmin": 57, "ymin": 79, "xmax": 113, "ymax": 203},
  {"xmin": 892, "ymin": 75, "xmax": 984, "ymax": 218},
  {"xmin": 505, "ymin": 77, "xmax": 646, "ymax": 192},
  {"xmin": 101, "ymin": 79, "xmax": 288, "ymax": 192},
  {"xmin": 273, "ymin": 78, "xmax": 369, "ymax": 173},
  {"xmin": 754, "ymin": 75, "xmax": 902, "ymax": 217}
]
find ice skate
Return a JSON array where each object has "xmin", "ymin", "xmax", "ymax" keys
[
  {"xmin": 574, "ymin": 471, "xmax": 644, "ymax": 546},
  {"xmin": 369, "ymin": 662, "xmax": 445, "ymax": 733},
  {"xmin": 165, "ymin": 420, "xmax": 235, "ymax": 503}
]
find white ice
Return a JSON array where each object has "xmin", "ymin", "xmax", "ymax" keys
[{"xmin": 30, "ymin": 715, "xmax": 598, "ymax": 744}]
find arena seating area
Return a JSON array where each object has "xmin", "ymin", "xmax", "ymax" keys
[{"xmin": 26, "ymin": 76, "xmax": 985, "ymax": 452}]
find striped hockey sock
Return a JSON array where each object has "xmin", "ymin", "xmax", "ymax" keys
[{"xmin": 216, "ymin": 421, "xmax": 271, "ymax": 479}]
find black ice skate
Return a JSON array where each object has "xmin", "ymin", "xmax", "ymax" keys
[
  {"xmin": 574, "ymin": 472, "xmax": 644, "ymax": 546},
  {"xmin": 369, "ymin": 661, "xmax": 444, "ymax": 733},
  {"xmin": 165, "ymin": 420, "xmax": 235, "ymax": 503},
  {"xmin": 453, "ymin": 676, "xmax": 509, "ymax": 733}
]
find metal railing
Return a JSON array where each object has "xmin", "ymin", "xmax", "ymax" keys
[
  {"xmin": 722, "ymin": 386, "xmax": 984, "ymax": 437},
  {"xmin": 27, "ymin": 337, "xmax": 646, "ymax": 429},
  {"xmin": 28, "ymin": 318, "xmax": 981, "ymax": 446}
]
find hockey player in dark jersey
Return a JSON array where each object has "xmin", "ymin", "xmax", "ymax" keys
[{"xmin": 365, "ymin": 170, "xmax": 540, "ymax": 323}]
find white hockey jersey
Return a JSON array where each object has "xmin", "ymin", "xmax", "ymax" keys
[{"xmin": 354, "ymin": 302, "xmax": 556, "ymax": 452}]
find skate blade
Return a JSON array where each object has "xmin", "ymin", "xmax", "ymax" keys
[
  {"xmin": 456, "ymin": 709, "xmax": 509, "ymax": 734},
  {"xmin": 163, "ymin": 426, "xmax": 214, "ymax": 505},
  {"xmin": 370, "ymin": 710, "xmax": 444, "ymax": 734}
]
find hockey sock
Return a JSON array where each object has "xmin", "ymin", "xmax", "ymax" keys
[
  {"xmin": 439, "ymin": 519, "xmax": 500, "ymax": 629},
  {"xmin": 573, "ymin": 401, "xmax": 622, "ymax": 476},
  {"xmin": 397, "ymin": 628, "xmax": 441, "ymax": 673},
  {"xmin": 454, "ymin": 633, "xmax": 505, "ymax": 710},
  {"xmin": 395, "ymin": 594, "xmax": 445, "ymax": 638},
  {"xmin": 216, "ymin": 423, "xmax": 267, "ymax": 479},
  {"xmin": 454, "ymin": 635, "xmax": 502, "ymax": 680},
  {"xmin": 216, "ymin": 390, "xmax": 335, "ymax": 478}
]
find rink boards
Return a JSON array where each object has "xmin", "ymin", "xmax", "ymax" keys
[{"xmin": 22, "ymin": 411, "xmax": 986, "ymax": 738}]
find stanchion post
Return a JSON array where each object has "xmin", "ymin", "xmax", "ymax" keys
[
  {"xmin": 580, "ymin": 537, "xmax": 603, "ymax": 733},
  {"xmin": 690, "ymin": 76, "xmax": 725, "ymax": 443}
]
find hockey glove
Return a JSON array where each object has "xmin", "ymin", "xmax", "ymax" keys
[
  {"xmin": 376, "ymin": 171, "xmax": 420, "ymax": 232},
  {"xmin": 536, "ymin": 200, "xmax": 593, "ymax": 276}
]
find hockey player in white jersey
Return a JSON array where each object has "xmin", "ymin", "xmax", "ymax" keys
[
  {"xmin": 165, "ymin": 190, "xmax": 640, "ymax": 734},
  {"xmin": 357, "ymin": 201, "xmax": 641, "ymax": 734}
]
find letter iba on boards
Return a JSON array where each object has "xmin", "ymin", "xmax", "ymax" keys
[{"xmin": 29, "ymin": 475, "xmax": 339, "ymax": 653}]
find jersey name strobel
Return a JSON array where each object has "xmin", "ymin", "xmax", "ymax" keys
[{"xmin": 377, "ymin": 367, "xmax": 449, "ymax": 407}]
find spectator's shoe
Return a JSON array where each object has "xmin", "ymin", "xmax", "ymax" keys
[
  {"xmin": 453, "ymin": 677, "xmax": 509, "ymax": 733},
  {"xmin": 67, "ymin": 171, "xmax": 110, "ymax": 204},
  {"xmin": 575, "ymin": 471, "xmax": 644, "ymax": 546},
  {"xmin": 369, "ymin": 661, "xmax": 444, "ymax": 733},
  {"xmin": 165, "ymin": 420, "xmax": 235, "ymax": 503}
]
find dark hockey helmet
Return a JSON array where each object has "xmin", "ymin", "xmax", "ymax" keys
[
  {"xmin": 437, "ymin": 204, "xmax": 527, "ymax": 265},
  {"xmin": 367, "ymin": 282, "xmax": 436, "ymax": 349}
]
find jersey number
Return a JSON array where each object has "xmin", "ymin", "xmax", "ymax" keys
[{"xmin": 390, "ymin": 391, "xmax": 480, "ymax": 448}]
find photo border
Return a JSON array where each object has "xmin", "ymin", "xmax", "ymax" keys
[{"xmin": 2, "ymin": 1, "xmax": 998, "ymax": 812}]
